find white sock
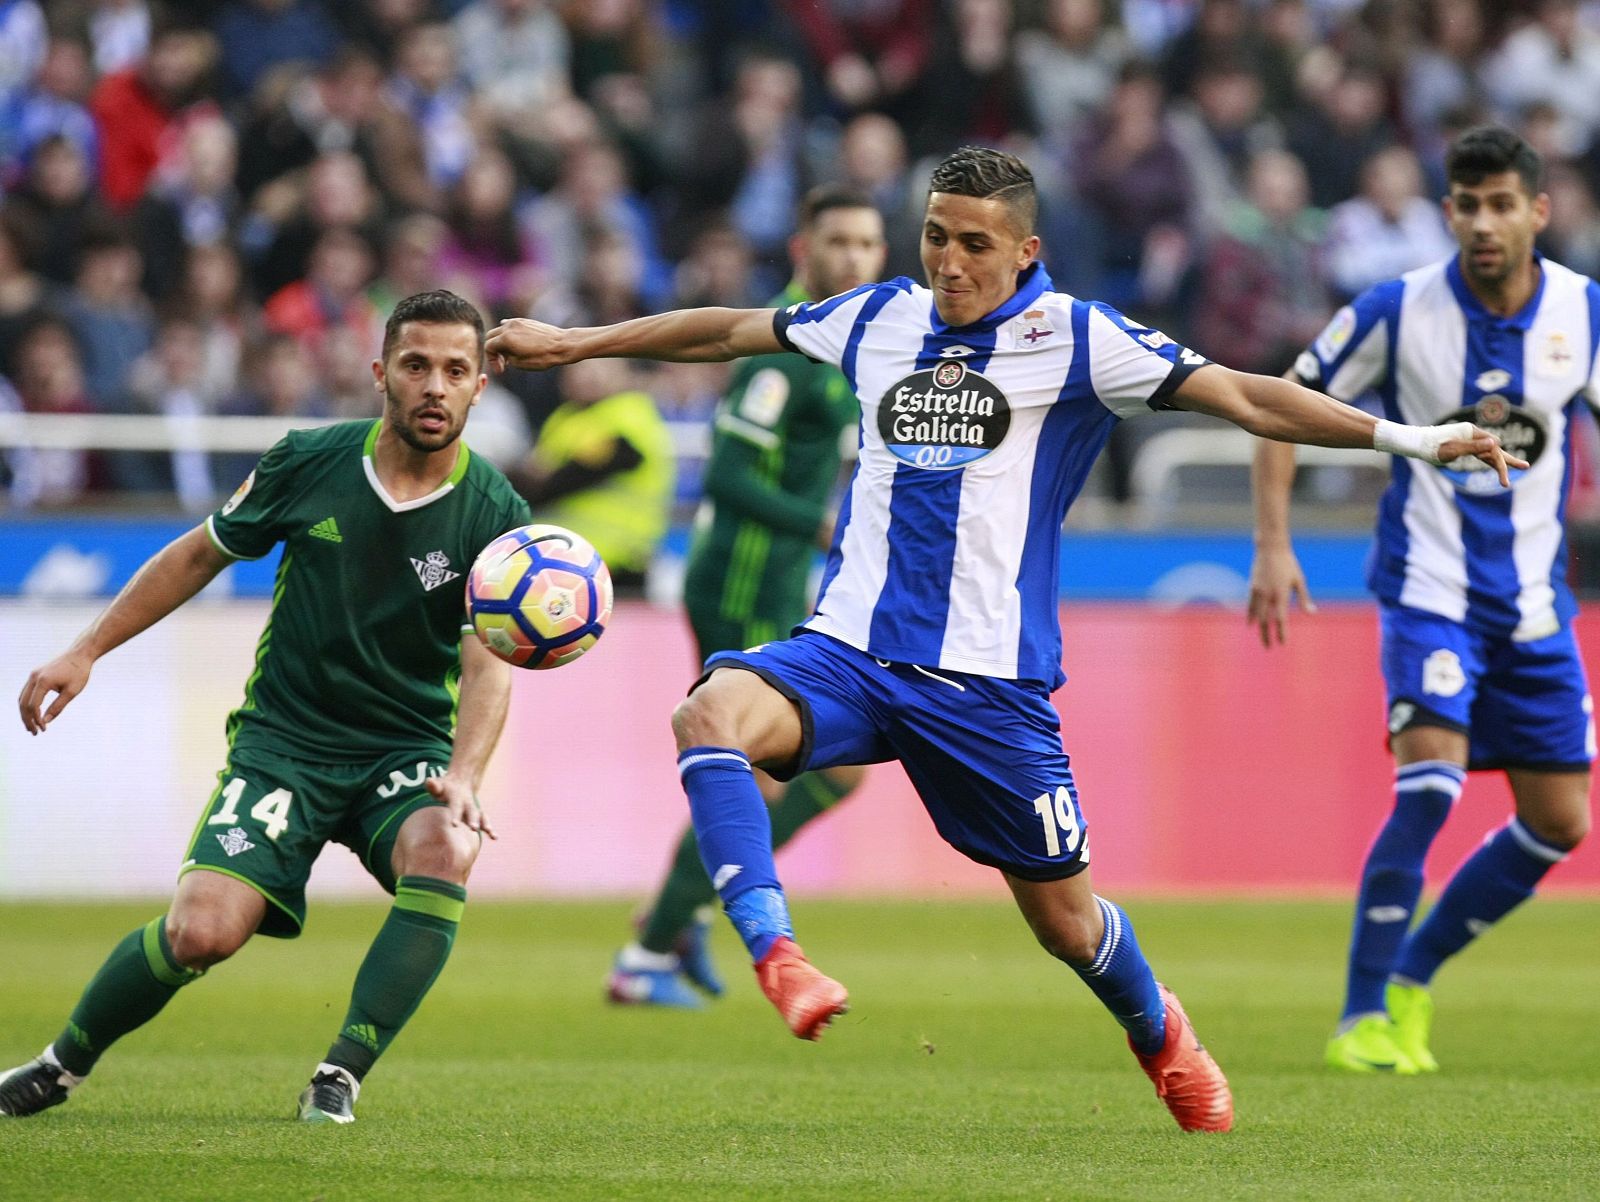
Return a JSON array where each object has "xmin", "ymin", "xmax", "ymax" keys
[
  {"xmin": 314, "ymin": 1062, "xmax": 361, "ymax": 1100},
  {"xmin": 618, "ymin": 943, "xmax": 679, "ymax": 972},
  {"xmin": 39, "ymin": 1046, "xmax": 85, "ymax": 1088}
]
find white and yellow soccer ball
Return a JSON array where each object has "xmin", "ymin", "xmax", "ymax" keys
[{"xmin": 466, "ymin": 524, "xmax": 614, "ymax": 669}]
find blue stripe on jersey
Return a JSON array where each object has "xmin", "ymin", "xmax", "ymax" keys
[
  {"xmin": 841, "ymin": 284, "xmax": 903, "ymax": 395},
  {"xmin": 1016, "ymin": 300, "xmax": 1115, "ymax": 685},
  {"xmin": 1366, "ymin": 279, "xmax": 1411, "ymax": 600},
  {"xmin": 1456, "ymin": 310, "xmax": 1522, "ymax": 630},
  {"xmin": 812, "ymin": 285, "xmax": 904, "ymax": 612},
  {"xmin": 1321, "ymin": 283, "xmax": 1400, "ymax": 385},
  {"xmin": 867, "ymin": 325, "xmax": 1000, "ymax": 658}
]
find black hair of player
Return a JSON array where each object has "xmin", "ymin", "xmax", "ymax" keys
[
  {"xmin": 799, "ymin": 183, "xmax": 877, "ymax": 228},
  {"xmin": 926, "ymin": 146, "xmax": 1038, "ymax": 238},
  {"xmin": 383, "ymin": 290, "xmax": 486, "ymax": 370},
  {"xmin": 1446, "ymin": 125, "xmax": 1542, "ymax": 197}
]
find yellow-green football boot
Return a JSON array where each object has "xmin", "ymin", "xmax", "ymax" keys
[
  {"xmin": 1324, "ymin": 1015, "xmax": 1420, "ymax": 1074},
  {"xmin": 1386, "ymin": 981, "xmax": 1439, "ymax": 1073}
]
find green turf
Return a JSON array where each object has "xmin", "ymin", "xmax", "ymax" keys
[{"xmin": 1, "ymin": 898, "xmax": 1596, "ymax": 1201}]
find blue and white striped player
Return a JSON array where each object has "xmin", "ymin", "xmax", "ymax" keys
[
  {"xmin": 1250, "ymin": 126, "xmax": 1594, "ymax": 1075},
  {"xmin": 488, "ymin": 147, "xmax": 1518, "ymax": 1133}
]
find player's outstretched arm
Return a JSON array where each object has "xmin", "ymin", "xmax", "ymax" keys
[
  {"xmin": 1170, "ymin": 364, "xmax": 1527, "ymax": 483},
  {"xmin": 1248, "ymin": 421, "xmax": 1316, "ymax": 648},
  {"xmin": 424, "ymin": 634, "xmax": 513, "ymax": 839},
  {"xmin": 18, "ymin": 525, "xmax": 231, "ymax": 735},
  {"xmin": 486, "ymin": 308, "xmax": 784, "ymax": 373}
]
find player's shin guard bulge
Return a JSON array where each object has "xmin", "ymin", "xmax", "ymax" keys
[
  {"xmin": 1132, "ymin": 986, "xmax": 1234, "ymax": 1133},
  {"xmin": 754, "ymin": 937, "xmax": 849, "ymax": 1040}
]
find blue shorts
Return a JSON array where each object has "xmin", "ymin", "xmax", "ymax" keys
[
  {"xmin": 700, "ymin": 631, "xmax": 1089, "ymax": 881},
  {"xmin": 1379, "ymin": 603, "xmax": 1594, "ymax": 772}
]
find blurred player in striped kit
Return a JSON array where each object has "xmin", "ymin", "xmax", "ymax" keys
[{"xmin": 1251, "ymin": 126, "xmax": 1594, "ymax": 1074}]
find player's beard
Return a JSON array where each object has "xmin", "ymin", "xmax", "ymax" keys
[{"xmin": 386, "ymin": 389, "xmax": 466, "ymax": 453}]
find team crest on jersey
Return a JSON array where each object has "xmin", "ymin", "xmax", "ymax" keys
[
  {"xmin": 411, "ymin": 549, "xmax": 461, "ymax": 591},
  {"xmin": 878, "ymin": 361, "xmax": 1012, "ymax": 470},
  {"xmin": 1434, "ymin": 401, "xmax": 1545, "ymax": 494},
  {"xmin": 1013, "ymin": 308, "xmax": 1054, "ymax": 348},
  {"xmin": 1534, "ymin": 330, "xmax": 1575, "ymax": 378}
]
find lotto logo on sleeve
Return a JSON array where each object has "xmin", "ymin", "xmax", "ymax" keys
[{"xmin": 877, "ymin": 362, "xmax": 1012, "ymax": 470}]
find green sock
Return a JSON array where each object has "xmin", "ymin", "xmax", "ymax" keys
[
  {"xmin": 53, "ymin": 917, "xmax": 203, "ymax": 1076},
  {"xmin": 325, "ymin": 876, "xmax": 466, "ymax": 1080},
  {"xmin": 639, "ymin": 771, "xmax": 856, "ymax": 954}
]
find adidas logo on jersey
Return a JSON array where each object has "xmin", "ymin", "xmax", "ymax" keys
[{"xmin": 309, "ymin": 517, "xmax": 342, "ymax": 543}]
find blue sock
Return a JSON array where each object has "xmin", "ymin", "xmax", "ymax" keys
[
  {"xmin": 1394, "ymin": 817, "xmax": 1568, "ymax": 986},
  {"xmin": 1341, "ymin": 761, "xmax": 1463, "ymax": 1020},
  {"xmin": 1074, "ymin": 896, "xmax": 1167, "ymax": 1055},
  {"xmin": 679, "ymin": 746, "xmax": 789, "ymax": 961}
]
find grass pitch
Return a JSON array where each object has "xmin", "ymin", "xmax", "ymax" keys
[{"xmin": 1, "ymin": 897, "xmax": 1596, "ymax": 1201}]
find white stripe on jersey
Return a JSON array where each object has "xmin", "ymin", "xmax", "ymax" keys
[{"xmin": 779, "ymin": 267, "xmax": 1198, "ymax": 682}]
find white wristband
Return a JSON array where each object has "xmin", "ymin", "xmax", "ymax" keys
[{"xmin": 1373, "ymin": 419, "xmax": 1474, "ymax": 465}]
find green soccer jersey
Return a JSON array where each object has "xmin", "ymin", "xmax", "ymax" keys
[
  {"xmin": 683, "ymin": 282, "xmax": 859, "ymax": 648},
  {"xmin": 206, "ymin": 419, "xmax": 532, "ymax": 763}
]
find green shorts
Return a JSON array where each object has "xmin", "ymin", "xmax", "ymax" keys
[
  {"xmin": 181, "ymin": 744, "xmax": 454, "ymax": 938},
  {"xmin": 687, "ymin": 607, "xmax": 805, "ymax": 665}
]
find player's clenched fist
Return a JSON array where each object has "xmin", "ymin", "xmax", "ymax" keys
[{"xmin": 485, "ymin": 318, "xmax": 570, "ymax": 373}]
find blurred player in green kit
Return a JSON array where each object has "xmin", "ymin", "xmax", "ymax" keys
[
  {"xmin": 3, "ymin": 291, "xmax": 531, "ymax": 1124},
  {"xmin": 608, "ymin": 186, "xmax": 888, "ymax": 1007}
]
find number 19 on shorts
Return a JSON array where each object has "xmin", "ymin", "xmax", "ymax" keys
[{"xmin": 1031, "ymin": 785, "xmax": 1083, "ymax": 858}]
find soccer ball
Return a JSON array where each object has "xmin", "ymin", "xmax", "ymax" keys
[{"xmin": 466, "ymin": 524, "xmax": 613, "ymax": 669}]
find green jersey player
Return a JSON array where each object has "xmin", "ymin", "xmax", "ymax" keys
[
  {"xmin": 608, "ymin": 187, "xmax": 888, "ymax": 1007},
  {"xmin": 2, "ymin": 291, "xmax": 531, "ymax": 1124}
]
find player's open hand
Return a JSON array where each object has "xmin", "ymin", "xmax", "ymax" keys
[
  {"xmin": 1436, "ymin": 424, "xmax": 1529, "ymax": 488},
  {"xmin": 18, "ymin": 652, "xmax": 93, "ymax": 735},
  {"xmin": 425, "ymin": 771, "xmax": 498, "ymax": 840},
  {"xmin": 1247, "ymin": 544, "xmax": 1316, "ymax": 648},
  {"xmin": 484, "ymin": 318, "xmax": 568, "ymax": 374}
]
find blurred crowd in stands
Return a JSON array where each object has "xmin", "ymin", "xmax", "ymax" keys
[{"xmin": 4, "ymin": 0, "xmax": 1600, "ymax": 513}]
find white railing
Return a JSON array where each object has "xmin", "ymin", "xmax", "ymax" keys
[
  {"xmin": 1129, "ymin": 427, "xmax": 1389, "ymax": 511},
  {"xmin": 0, "ymin": 412, "xmax": 712, "ymax": 462}
]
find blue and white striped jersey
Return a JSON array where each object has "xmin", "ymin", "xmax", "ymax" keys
[
  {"xmin": 1296, "ymin": 254, "xmax": 1600, "ymax": 640},
  {"xmin": 773, "ymin": 263, "xmax": 1206, "ymax": 687}
]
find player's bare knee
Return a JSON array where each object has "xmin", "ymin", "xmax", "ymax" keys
[
  {"xmin": 1523, "ymin": 807, "xmax": 1590, "ymax": 851},
  {"xmin": 165, "ymin": 914, "xmax": 248, "ymax": 969},
  {"xmin": 393, "ymin": 818, "xmax": 479, "ymax": 884},
  {"xmin": 672, "ymin": 688, "xmax": 739, "ymax": 752}
]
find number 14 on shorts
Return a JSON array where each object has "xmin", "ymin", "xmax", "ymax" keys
[
  {"xmin": 208, "ymin": 776, "xmax": 294, "ymax": 841},
  {"xmin": 1031, "ymin": 785, "xmax": 1084, "ymax": 858}
]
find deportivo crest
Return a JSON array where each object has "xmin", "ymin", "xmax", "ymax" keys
[
  {"xmin": 1534, "ymin": 330, "xmax": 1575, "ymax": 378},
  {"xmin": 411, "ymin": 549, "xmax": 461, "ymax": 591},
  {"xmin": 878, "ymin": 361, "xmax": 1012, "ymax": 470},
  {"xmin": 217, "ymin": 827, "xmax": 255, "ymax": 857},
  {"xmin": 1014, "ymin": 308, "xmax": 1054, "ymax": 348}
]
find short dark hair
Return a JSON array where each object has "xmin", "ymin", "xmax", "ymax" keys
[
  {"xmin": 927, "ymin": 146, "xmax": 1037, "ymax": 236},
  {"xmin": 382, "ymin": 290, "xmax": 486, "ymax": 367},
  {"xmin": 798, "ymin": 183, "xmax": 876, "ymax": 228},
  {"xmin": 1446, "ymin": 125, "xmax": 1542, "ymax": 196}
]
